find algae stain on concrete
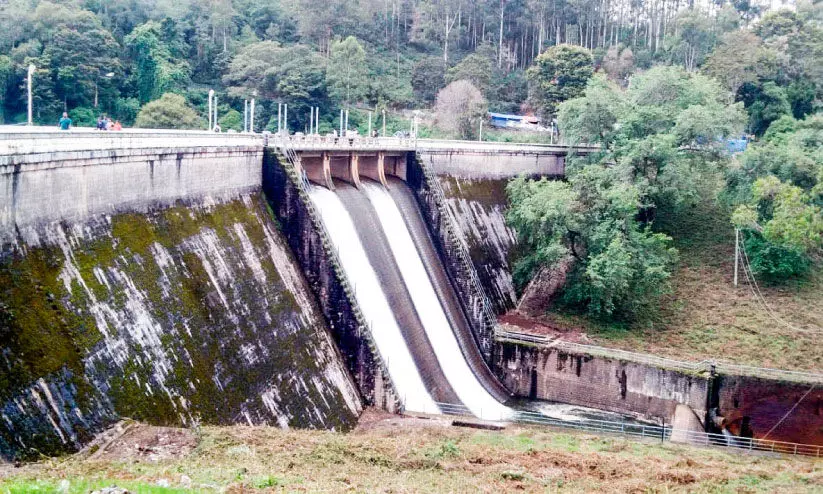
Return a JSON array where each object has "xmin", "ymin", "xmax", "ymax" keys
[{"xmin": 0, "ymin": 194, "xmax": 362, "ymax": 460}]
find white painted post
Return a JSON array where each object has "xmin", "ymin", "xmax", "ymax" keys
[
  {"xmin": 309, "ymin": 107, "xmax": 313, "ymax": 136},
  {"xmin": 479, "ymin": 120, "xmax": 483, "ymax": 141},
  {"xmin": 345, "ymin": 109, "xmax": 349, "ymax": 134},
  {"xmin": 284, "ymin": 104, "xmax": 288, "ymax": 134},
  {"xmin": 27, "ymin": 64, "xmax": 35, "ymax": 126},
  {"xmin": 250, "ymin": 99, "xmax": 255, "ymax": 133},
  {"xmin": 208, "ymin": 89, "xmax": 214, "ymax": 130},
  {"xmin": 243, "ymin": 100, "xmax": 248, "ymax": 132},
  {"xmin": 734, "ymin": 228, "xmax": 739, "ymax": 287},
  {"xmin": 213, "ymin": 95, "xmax": 218, "ymax": 131},
  {"xmin": 315, "ymin": 107, "xmax": 320, "ymax": 134}
]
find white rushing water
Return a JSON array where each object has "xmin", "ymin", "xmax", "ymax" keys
[
  {"xmin": 308, "ymin": 185, "xmax": 439, "ymax": 414},
  {"xmin": 363, "ymin": 182, "xmax": 512, "ymax": 421}
]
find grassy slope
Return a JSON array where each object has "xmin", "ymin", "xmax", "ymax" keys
[
  {"xmin": 1, "ymin": 418, "xmax": 820, "ymax": 493},
  {"xmin": 554, "ymin": 189, "xmax": 823, "ymax": 371}
]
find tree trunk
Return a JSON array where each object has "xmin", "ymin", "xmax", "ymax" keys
[
  {"xmin": 516, "ymin": 256, "xmax": 576, "ymax": 317},
  {"xmin": 498, "ymin": 0, "xmax": 505, "ymax": 68}
]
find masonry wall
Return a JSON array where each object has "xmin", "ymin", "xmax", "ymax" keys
[
  {"xmin": 494, "ymin": 341, "xmax": 711, "ymax": 424},
  {"xmin": 418, "ymin": 150, "xmax": 564, "ymax": 179},
  {"xmin": 1, "ymin": 145, "xmax": 262, "ymax": 243}
]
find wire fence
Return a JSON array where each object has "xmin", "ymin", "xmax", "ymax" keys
[
  {"xmin": 427, "ymin": 402, "xmax": 822, "ymax": 458},
  {"xmin": 494, "ymin": 328, "xmax": 823, "ymax": 384}
]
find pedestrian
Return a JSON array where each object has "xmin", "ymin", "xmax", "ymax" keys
[
  {"xmin": 112, "ymin": 120, "xmax": 122, "ymax": 131},
  {"xmin": 105, "ymin": 116, "xmax": 113, "ymax": 130},
  {"xmin": 213, "ymin": 123, "xmax": 221, "ymax": 132},
  {"xmin": 58, "ymin": 112, "xmax": 72, "ymax": 131},
  {"xmin": 96, "ymin": 115, "xmax": 105, "ymax": 130}
]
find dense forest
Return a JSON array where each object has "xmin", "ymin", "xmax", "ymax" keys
[{"xmin": 0, "ymin": 0, "xmax": 820, "ymax": 322}]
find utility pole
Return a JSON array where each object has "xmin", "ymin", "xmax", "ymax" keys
[
  {"xmin": 284, "ymin": 104, "xmax": 288, "ymax": 134},
  {"xmin": 277, "ymin": 103, "xmax": 282, "ymax": 134},
  {"xmin": 244, "ymin": 100, "xmax": 248, "ymax": 132},
  {"xmin": 479, "ymin": 120, "xmax": 483, "ymax": 141},
  {"xmin": 315, "ymin": 107, "xmax": 320, "ymax": 134},
  {"xmin": 344, "ymin": 109, "xmax": 349, "ymax": 134},
  {"xmin": 27, "ymin": 64, "xmax": 35, "ymax": 126},
  {"xmin": 339, "ymin": 109, "xmax": 344, "ymax": 136},
  {"xmin": 734, "ymin": 228, "xmax": 740, "ymax": 287}
]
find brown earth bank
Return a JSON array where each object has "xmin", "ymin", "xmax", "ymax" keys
[{"xmin": 1, "ymin": 410, "xmax": 821, "ymax": 493}]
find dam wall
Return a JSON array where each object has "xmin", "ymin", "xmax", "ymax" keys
[
  {"xmin": 262, "ymin": 150, "xmax": 399, "ymax": 411},
  {"xmin": 494, "ymin": 339, "xmax": 823, "ymax": 445},
  {"xmin": 0, "ymin": 135, "xmax": 363, "ymax": 460},
  {"xmin": 1, "ymin": 131, "xmax": 263, "ymax": 244},
  {"xmin": 494, "ymin": 340, "xmax": 710, "ymax": 425}
]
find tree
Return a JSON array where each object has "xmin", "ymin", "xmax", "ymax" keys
[
  {"xmin": 741, "ymin": 81, "xmax": 792, "ymax": 136},
  {"xmin": 601, "ymin": 45, "xmax": 635, "ymax": 86},
  {"xmin": 527, "ymin": 44, "xmax": 593, "ymax": 118},
  {"xmin": 434, "ymin": 80, "xmax": 487, "ymax": 139},
  {"xmin": 326, "ymin": 36, "xmax": 367, "ymax": 107},
  {"xmin": 506, "ymin": 167, "xmax": 677, "ymax": 319},
  {"xmin": 411, "ymin": 57, "xmax": 445, "ymax": 104},
  {"xmin": 664, "ymin": 10, "xmax": 716, "ymax": 72},
  {"xmin": 703, "ymin": 31, "xmax": 775, "ymax": 96},
  {"xmin": 125, "ymin": 22, "xmax": 190, "ymax": 104},
  {"xmin": 446, "ymin": 51, "xmax": 494, "ymax": 95},
  {"xmin": 134, "ymin": 93, "xmax": 200, "ymax": 129}
]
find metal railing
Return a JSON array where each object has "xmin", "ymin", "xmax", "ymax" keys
[
  {"xmin": 426, "ymin": 401, "xmax": 822, "ymax": 458},
  {"xmin": 272, "ymin": 139, "xmax": 401, "ymax": 409},
  {"xmin": 271, "ymin": 133, "xmax": 415, "ymax": 152},
  {"xmin": 417, "ymin": 156, "xmax": 499, "ymax": 335},
  {"xmin": 494, "ymin": 328, "xmax": 823, "ymax": 384}
]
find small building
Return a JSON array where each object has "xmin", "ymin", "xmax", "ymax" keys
[{"xmin": 488, "ymin": 112, "xmax": 544, "ymax": 130}]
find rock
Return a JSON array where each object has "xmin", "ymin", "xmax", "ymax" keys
[
  {"xmin": 156, "ymin": 478, "xmax": 170, "ymax": 487},
  {"xmin": 180, "ymin": 474, "xmax": 192, "ymax": 488},
  {"xmin": 91, "ymin": 486, "xmax": 129, "ymax": 494},
  {"xmin": 516, "ymin": 256, "xmax": 575, "ymax": 317}
]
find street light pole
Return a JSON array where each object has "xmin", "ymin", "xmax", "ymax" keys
[
  {"xmin": 208, "ymin": 89, "xmax": 214, "ymax": 130},
  {"xmin": 244, "ymin": 100, "xmax": 248, "ymax": 132},
  {"xmin": 250, "ymin": 99, "xmax": 255, "ymax": 133},
  {"xmin": 27, "ymin": 64, "xmax": 35, "ymax": 126}
]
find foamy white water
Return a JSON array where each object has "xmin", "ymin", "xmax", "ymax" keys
[
  {"xmin": 363, "ymin": 182, "xmax": 512, "ymax": 421},
  {"xmin": 308, "ymin": 185, "xmax": 439, "ymax": 414}
]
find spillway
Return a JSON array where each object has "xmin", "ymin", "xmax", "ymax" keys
[
  {"xmin": 308, "ymin": 185, "xmax": 439, "ymax": 414},
  {"xmin": 362, "ymin": 181, "xmax": 512, "ymax": 421}
]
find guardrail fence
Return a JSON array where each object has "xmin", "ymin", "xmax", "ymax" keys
[{"xmin": 426, "ymin": 401, "xmax": 822, "ymax": 458}]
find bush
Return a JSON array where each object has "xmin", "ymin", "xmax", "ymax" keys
[
  {"xmin": 68, "ymin": 107, "xmax": 97, "ymax": 127},
  {"xmin": 134, "ymin": 93, "xmax": 202, "ymax": 129},
  {"xmin": 743, "ymin": 232, "xmax": 811, "ymax": 282}
]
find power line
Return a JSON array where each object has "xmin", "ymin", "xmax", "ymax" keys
[
  {"xmin": 761, "ymin": 384, "xmax": 816, "ymax": 440},
  {"xmin": 738, "ymin": 237, "xmax": 823, "ymax": 336}
]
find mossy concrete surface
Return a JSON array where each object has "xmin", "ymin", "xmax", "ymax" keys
[{"xmin": 0, "ymin": 194, "xmax": 362, "ymax": 461}]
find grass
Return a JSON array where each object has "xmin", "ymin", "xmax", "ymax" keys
[
  {"xmin": 1, "ymin": 419, "xmax": 820, "ymax": 493},
  {"xmin": 552, "ymin": 188, "xmax": 823, "ymax": 372}
]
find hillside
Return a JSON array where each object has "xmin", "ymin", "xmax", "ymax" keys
[
  {"xmin": 1, "ymin": 412, "xmax": 820, "ymax": 493},
  {"xmin": 551, "ymin": 194, "xmax": 823, "ymax": 372}
]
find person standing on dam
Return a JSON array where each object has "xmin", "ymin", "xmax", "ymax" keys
[{"xmin": 58, "ymin": 112, "xmax": 72, "ymax": 130}]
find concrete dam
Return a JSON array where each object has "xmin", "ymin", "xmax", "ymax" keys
[{"xmin": 0, "ymin": 129, "xmax": 580, "ymax": 459}]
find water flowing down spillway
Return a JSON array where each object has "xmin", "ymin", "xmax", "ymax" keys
[
  {"xmin": 308, "ymin": 186, "xmax": 439, "ymax": 414},
  {"xmin": 362, "ymin": 181, "xmax": 512, "ymax": 421}
]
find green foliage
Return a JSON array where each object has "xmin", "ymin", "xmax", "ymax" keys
[
  {"xmin": 114, "ymin": 97, "xmax": 140, "ymax": 126},
  {"xmin": 411, "ymin": 57, "xmax": 445, "ymax": 103},
  {"xmin": 506, "ymin": 168, "xmax": 677, "ymax": 319},
  {"xmin": 447, "ymin": 51, "xmax": 494, "ymax": 95},
  {"xmin": 124, "ymin": 21, "xmax": 190, "ymax": 104},
  {"xmin": 742, "ymin": 231, "xmax": 811, "ymax": 282},
  {"xmin": 69, "ymin": 107, "xmax": 96, "ymax": 127},
  {"xmin": 134, "ymin": 93, "xmax": 200, "ymax": 129},
  {"xmin": 326, "ymin": 36, "xmax": 367, "ymax": 107},
  {"xmin": 527, "ymin": 44, "xmax": 593, "ymax": 118},
  {"xmin": 219, "ymin": 108, "xmax": 242, "ymax": 131}
]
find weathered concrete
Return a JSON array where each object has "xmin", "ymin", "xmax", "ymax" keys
[
  {"xmin": 494, "ymin": 341, "xmax": 710, "ymax": 424},
  {"xmin": 0, "ymin": 194, "xmax": 362, "ymax": 461},
  {"xmin": 1, "ymin": 131, "xmax": 263, "ymax": 242}
]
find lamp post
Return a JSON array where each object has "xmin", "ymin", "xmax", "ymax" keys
[
  {"xmin": 250, "ymin": 98, "xmax": 255, "ymax": 133},
  {"xmin": 27, "ymin": 64, "xmax": 35, "ymax": 126},
  {"xmin": 208, "ymin": 89, "xmax": 215, "ymax": 130},
  {"xmin": 94, "ymin": 72, "xmax": 115, "ymax": 108}
]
